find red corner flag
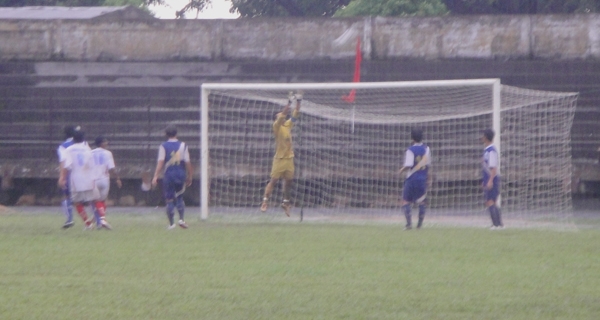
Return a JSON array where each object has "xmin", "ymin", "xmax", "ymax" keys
[{"xmin": 342, "ymin": 37, "xmax": 362, "ymax": 103}]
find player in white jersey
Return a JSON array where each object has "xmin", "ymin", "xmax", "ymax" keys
[
  {"xmin": 58, "ymin": 130, "xmax": 110, "ymax": 230},
  {"xmin": 57, "ymin": 125, "xmax": 79, "ymax": 229},
  {"xmin": 481, "ymin": 129, "xmax": 503, "ymax": 229},
  {"xmin": 91, "ymin": 136, "xmax": 121, "ymax": 229}
]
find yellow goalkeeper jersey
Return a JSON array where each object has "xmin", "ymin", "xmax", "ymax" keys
[{"xmin": 273, "ymin": 109, "xmax": 299, "ymax": 159}]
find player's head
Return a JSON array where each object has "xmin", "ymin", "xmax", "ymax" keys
[
  {"xmin": 95, "ymin": 136, "xmax": 108, "ymax": 148},
  {"xmin": 63, "ymin": 125, "xmax": 81, "ymax": 139},
  {"xmin": 73, "ymin": 130, "xmax": 85, "ymax": 143},
  {"xmin": 165, "ymin": 126, "xmax": 177, "ymax": 138},
  {"xmin": 411, "ymin": 128, "xmax": 423, "ymax": 143},
  {"xmin": 482, "ymin": 129, "xmax": 495, "ymax": 143}
]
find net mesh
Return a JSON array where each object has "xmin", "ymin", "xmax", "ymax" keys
[{"xmin": 203, "ymin": 82, "xmax": 578, "ymax": 228}]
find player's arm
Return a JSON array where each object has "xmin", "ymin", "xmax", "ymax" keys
[
  {"xmin": 413, "ymin": 147, "xmax": 431, "ymax": 172},
  {"xmin": 486, "ymin": 167, "xmax": 498, "ymax": 189},
  {"xmin": 292, "ymin": 92, "xmax": 302, "ymax": 118},
  {"xmin": 57, "ymin": 146, "xmax": 66, "ymax": 173},
  {"xmin": 425, "ymin": 147, "xmax": 433, "ymax": 187},
  {"xmin": 185, "ymin": 162, "xmax": 193, "ymax": 187},
  {"xmin": 485, "ymin": 150, "xmax": 498, "ymax": 189},
  {"xmin": 273, "ymin": 103, "xmax": 292, "ymax": 135},
  {"xmin": 109, "ymin": 168, "xmax": 122, "ymax": 188},
  {"xmin": 182, "ymin": 143, "xmax": 193, "ymax": 187},
  {"xmin": 58, "ymin": 167, "xmax": 68, "ymax": 189},
  {"xmin": 398, "ymin": 149, "xmax": 414, "ymax": 175},
  {"xmin": 152, "ymin": 161, "xmax": 164, "ymax": 187},
  {"xmin": 107, "ymin": 152, "xmax": 122, "ymax": 188},
  {"xmin": 151, "ymin": 145, "xmax": 166, "ymax": 187},
  {"xmin": 58, "ymin": 152, "xmax": 72, "ymax": 188}
]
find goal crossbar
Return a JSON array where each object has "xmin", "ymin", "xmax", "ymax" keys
[{"xmin": 201, "ymin": 79, "xmax": 499, "ymax": 91}]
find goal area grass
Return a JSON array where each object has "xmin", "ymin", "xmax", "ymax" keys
[{"xmin": 1, "ymin": 207, "xmax": 599, "ymax": 319}]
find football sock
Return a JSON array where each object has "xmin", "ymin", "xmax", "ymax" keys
[
  {"xmin": 95, "ymin": 201, "xmax": 106, "ymax": 220},
  {"xmin": 494, "ymin": 206, "xmax": 503, "ymax": 226},
  {"xmin": 417, "ymin": 204, "xmax": 426, "ymax": 228},
  {"xmin": 62, "ymin": 199, "xmax": 73, "ymax": 223},
  {"xmin": 402, "ymin": 204, "xmax": 412, "ymax": 227},
  {"xmin": 92, "ymin": 204, "xmax": 101, "ymax": 226},
  {"xmin": 176, "ymin": 196, "xmax": 185, "ymax": 221},
  {"xmin": 488, "ymin": 206, "xmax": 499, "ymax": 226},
  {"xmin": 75, "ymin": 203, "xmax": 90, "ymax": 226},
  {"xmin": 166, "ymin": 201, "xmax": 175, "ymax": 226}
]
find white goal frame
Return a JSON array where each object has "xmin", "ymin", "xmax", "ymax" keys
[{"xmin": 199, "ymin": 79, "xmax": 502, "ymax": 220}]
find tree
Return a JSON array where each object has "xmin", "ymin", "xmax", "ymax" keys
[
  {"xmin": 3, "ymin": 0, "xmax": 598, "ymax": 18},
  {"xmin": 103, "ymin": 0, "xmax": 149, "ymax": 7},
  {"xmin": 0, "ymin": 0, "xmax": 101, "ymax": 5},
  {"xmin": 0, "ymin": 0, "xmax": 211, "ymax": 18},
  {"xmin": 163, "ymin": 0, "xmax": 600, "ymax": 17},
  {"xmin": 334, "ymin": 0, "xmax": 448, "ymax": 16},
  {"xmin": 442, "ymin": 0, "xmax": 600, "ymax": 14},
  {"xmin": 230, "ymin": 0, "xmax": 351, "ymax": 17},
  {"xmin": 0, "ymin": 0, "xmax": 153, "ymax": 7}
]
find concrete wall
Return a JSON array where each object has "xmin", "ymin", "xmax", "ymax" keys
[{"xmin": 2, "ymin": 15, "xmax": 600, "ymax": 61}]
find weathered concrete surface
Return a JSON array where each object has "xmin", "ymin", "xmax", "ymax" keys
[
  {"xmin": 373, "ymin": 15, "xmax": 532, "ymax": 59},
  {"xmin": 1, "ymin": 15, "xmax": 600, "ymax": 61}
]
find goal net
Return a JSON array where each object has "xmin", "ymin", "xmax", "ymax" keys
[{"xmin": 200, "ymin": 80, "xmax": 578, "ymax": 228}]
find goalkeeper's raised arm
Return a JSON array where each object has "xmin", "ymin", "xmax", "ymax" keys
[
  {"xmin": 292, "ymin": 91, "xmax": 302, "ymax": 117},
  {"xmin": 273, "ymin": 104, "xmax": 290, "ymax": 135}
]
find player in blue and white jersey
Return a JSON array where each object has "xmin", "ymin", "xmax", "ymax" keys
[
  {"xmin": 57, "ymin": 125, "xmax": 79, "ymax": 229},
  {"xmin": 482, "ymin": 129, "xmax": 503, "ymax": 229},
  {"xmin": 398, "ymin": 128, "xmax": 431, "ymax": 230},
  {"xmin": 58, "ymin": 130, "xmax": 101, "ymax": 230},
  {"xmin": 152, "ymin": 126, "xmax": 193, "ymax": 230}
]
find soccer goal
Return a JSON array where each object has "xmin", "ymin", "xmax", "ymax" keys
[{"xmin": 200, "ymin": 79, "xmax": 578, "ymax": 228}]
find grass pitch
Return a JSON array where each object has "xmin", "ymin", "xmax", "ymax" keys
[{"xmin": 1, "ymin": 208, "xmax": 600, "ymax": 319}]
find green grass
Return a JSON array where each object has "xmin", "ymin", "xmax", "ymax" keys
[{"xmin": 1, "ymin": 211, "xmax": 600, "ymax": 319}]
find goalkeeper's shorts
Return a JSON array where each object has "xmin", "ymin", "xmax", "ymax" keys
[{"xmin": 271, "ymin": 158, "xmax": 294, "ymax": 180}]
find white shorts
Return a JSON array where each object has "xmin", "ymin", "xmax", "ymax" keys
[
  {"xmin": 95, "ymin": 177, "xmax": 110, "ymax": 201},
  {"xmin": 71, "ymin": 188, "xmax": 100, "ymax": 203}
]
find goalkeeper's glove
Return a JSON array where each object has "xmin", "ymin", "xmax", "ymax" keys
[
  {"xmin": 288, "ymin": 91, "xmax": 296, "ymax": 104},
  {"xmin": 295, "ymin": 93, "xmax": 303, "ymax": 102}
]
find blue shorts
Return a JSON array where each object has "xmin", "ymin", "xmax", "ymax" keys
[
  {"xmin": 403, "ymin": 178, "xmax": 427, "ymax": 203},
  {"xmin": 163, "ymin": 167, "xmax": 186, "ymax": 201},
  {"xmin": 483, "ymin": 176, "xmax": 500, "ymax": 202}
]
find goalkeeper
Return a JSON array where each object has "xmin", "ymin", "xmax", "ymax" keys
[{"xmin": 260, "ymin": 92, "xmax": 302, "ymax": 216}]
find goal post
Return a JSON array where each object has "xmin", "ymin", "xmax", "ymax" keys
[
  {"xmin": 199, "ymin": 79, "xmax": 577, "ymax": 228},
  {"xmin": 492, "ymin": 79, "xmax": 501, "ymax": 206}
]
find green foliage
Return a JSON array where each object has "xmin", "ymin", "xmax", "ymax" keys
[
  {"xmin": 1, "ymin": 211, "xmax": 600, "ymax": 319},
  {"xmin": 443, "ymin": 0, "xmax": 600, "ymax": 14},
  {"xmin": 2, "ymin": 0, "xmax": 599, "ymax": 16},
  {"xmin": 0, "ymin": 0, "xmax": 152, "ymax": 7},
  {"xmin": 335, "ymin": 0, "xmax": 448, "ymax": 16},
  {"xmin": 102, "ymin": 0, "xmax": 147, "ymax": 7},
  {"xmin": 230, "ymin": 0, "xmax": 351, "ymax": 17},
  {"xmin": 0, "ymin": 0, "xmax": 103, "ymax": 5}
]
